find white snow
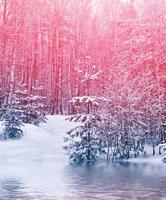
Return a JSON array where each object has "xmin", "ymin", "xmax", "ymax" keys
[
  {"xmin": 0, "ymin": 115, "xmax": 163, "ymax": 166},
  {"xmin": 0, "ymin": 115, "xmax": 164, "ymax": 198},
  {"xmin": 0, "ymin": 115, "xmax": 78, "ymax": 198},
  {"xmin": 0, "ymin": 115, "xmax": 77, "ymax": 165},
  {"xmin": 126, "ymin": 155, "xmax": 162, "ymax": 165}
]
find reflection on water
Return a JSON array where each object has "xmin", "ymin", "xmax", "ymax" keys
[
  {"xmin": 0, "ymin": 178, "xmax": 24, "ymax": 200},
  {"xmin": 0, "ymin": 178, "xmax": 43, "ymax": 200},
  {"xmin": 0, "ymin": 162, "xmax": 166, "ymax": 200}
]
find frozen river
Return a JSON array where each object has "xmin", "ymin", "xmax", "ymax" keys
[{"xmin": 0, "ymin": 116, "xmax": 166, "ymax": 200}]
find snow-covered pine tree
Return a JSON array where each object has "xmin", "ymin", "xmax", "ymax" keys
[
  {"xmin": 0, "ymin": 82, "xmax": 46, "ymax": 140},
  {"xmin": 64, "ymin": 111, "xmax": 104, "ymax": 164},
  {"xmin": 0, "ymin": 94, "xmax": 24, "ymax": 139},
  {"xmin": 15, "ymin": 83, "xmax": 47, "ymax": 126},
  {"xmin": 64, "ymin": 56, "xmax": 104, "ymax": 164}
]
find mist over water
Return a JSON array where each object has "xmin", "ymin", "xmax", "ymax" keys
[{"xmin": 0, "ymin": 159, "xmax": 166, "ymax": 200}]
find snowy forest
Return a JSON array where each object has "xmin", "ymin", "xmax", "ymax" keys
[
  {"xmin": 0, "ymin": 0, "xmax": 166, "ymax": 199},
  {"xmin": 0, "ymin": 0, "xmax": 166, "ymax": 164}
]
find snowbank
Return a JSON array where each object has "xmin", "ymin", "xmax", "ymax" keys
[
  {"xmin": 0, "ymin": 115, "xmax": 77, "ymax": 166},
  {"xmin": 0, "ymin": 115, "xmax": 163, "ymax": 166}
]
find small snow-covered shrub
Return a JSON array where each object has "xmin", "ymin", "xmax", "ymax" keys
[{"xmin": 160, "ymin": 144, "xmax": 166, "ymax": 163}]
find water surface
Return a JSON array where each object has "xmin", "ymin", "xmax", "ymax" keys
[{"xmin": 0, "ymin": 160, "xmax": 166, "ymax": 200}]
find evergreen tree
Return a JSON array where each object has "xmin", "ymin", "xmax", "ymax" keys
[
  {"xmin": 0, "ymin": 94, "xmax": 24, "ymax": 139},
  {"xmin": 64, "ymin": 112, "xmax": 103, "ymax": 164},
  {"xmin": 0, "ymin": 82, "xmax": 46, "ymax": 140},
  {"xmin": 64, "ymin": 56, "xmax": 103, "ymax": 164},
  {"xmin": 15, "ymin": 83, "xmax": 47, "ymax": 126}
]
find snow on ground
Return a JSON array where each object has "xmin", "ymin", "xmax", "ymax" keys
[
  {"xmin": 125, "ymin": 145, "xmax": 163, "ymax": 165},
  {"xmin": 0, "ymin": 115, "xmax": 164, "ymax": 199},
  {"xmin": 0, "ymin": 115, "xmax": 164, "ymax": 168},
  {"xmin": 0, "ymin": 115, "xmax": 77, "ymax": 165},
  {"xmin": 0, "ymin": 116, "xmax": 79, "ymax": 198},
  {"xmin": 0, "ymin": 115, "xmax": 163, "ymax": 166}
]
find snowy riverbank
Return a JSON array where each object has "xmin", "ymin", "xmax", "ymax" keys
[
  {"xmin": 0, "ymin": 115, "xmax": 165, "ymax": 200},
  {"xmin": 0, "ymin": 115, "xmax": 76, "ymax": 165},
  {"xmin": 0, "ymin": 115, "xmax": 163, "ymax": 166}
]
